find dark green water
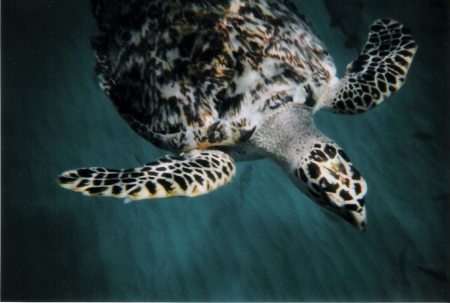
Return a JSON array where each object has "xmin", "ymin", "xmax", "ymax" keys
[{"xmin": 2, "ymin": 0, "xmax": 449, "ymax": 301}]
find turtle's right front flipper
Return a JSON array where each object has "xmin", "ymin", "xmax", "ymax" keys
[
  {"xmin": 318, "ymin": 19, "xmax": 417, "ymax": 114},
  {"xmin": 58, "ymin": 150, "xmax": 235, "ymax": 202}
]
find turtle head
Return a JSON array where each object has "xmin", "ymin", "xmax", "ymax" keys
[
  {"xmin": 250, "ymin": 103, "xmax": 367, "ymax": 231},
  {"xmin": 291, "ymin": 141, "xmax": 368, "ymax": 231}
]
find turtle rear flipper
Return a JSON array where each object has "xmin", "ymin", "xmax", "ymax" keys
[
  {"xmin": 58, "ymin": 150, "xmax": 235, "ymax": 202},
  {"xmin": 318, "ymin": 19, "xmax": 417, "ymax": 114}
]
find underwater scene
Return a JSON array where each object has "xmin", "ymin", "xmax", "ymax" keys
[{"xmin": 2, "ymin": 0, "xmax": 449, "ymax": 301}]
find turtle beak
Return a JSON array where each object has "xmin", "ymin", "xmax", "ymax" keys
[
  {"xmin": 350, "ymin": 209, "xmax": 367, "ymax": 232},
  {"xmin": 322, "ymin": 206, "xmax": 366, "ymax": 232},
  {"xmin": 333, "ymin": 204, "xmax": 367, "ymax": 232}
]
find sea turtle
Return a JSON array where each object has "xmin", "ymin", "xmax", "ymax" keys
[{"xmin": 58, "ymin": 0, "xmax": 417, "ymax": 231}]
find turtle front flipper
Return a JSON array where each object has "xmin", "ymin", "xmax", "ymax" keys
[
  {"xmin": 318, "ymin": 19, "xmax": 417, "ymax": 114},
  {"xmin": 58, "ymin": 150, "xmax": 235, "ymax": 202}
]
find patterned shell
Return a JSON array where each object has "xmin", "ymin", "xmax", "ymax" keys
[{"xmin": 91, "ymin": 0, "xmax": 335, "ymax": 152}]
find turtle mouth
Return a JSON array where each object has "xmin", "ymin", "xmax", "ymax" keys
[
  {"xmin": 322, "ymin": 202, "xmax": 367, "ymax": 232},
  {"xmin": 337, "ymin": 207, "xmax": 367, "ymax": 232}
]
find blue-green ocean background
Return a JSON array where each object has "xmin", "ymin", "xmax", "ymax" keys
[{"xmin": 2, "ymin": 0, "xmax": 449, "ymax": 301}]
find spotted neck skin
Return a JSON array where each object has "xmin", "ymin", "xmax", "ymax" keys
[{"xmin": 250, "ymin": 103, "xmax": 368, "ymax": 231}]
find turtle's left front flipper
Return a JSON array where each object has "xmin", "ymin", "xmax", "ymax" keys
[
  {"xmin": 318, "ymin": 19, "xmax": 417, "ymax": 114},
  {"xmin": 58, "ymin": 150, "xmax": 235, "ymax": 202}
]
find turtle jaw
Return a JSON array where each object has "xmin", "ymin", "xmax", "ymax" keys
[
  {"xmin": 322, "ymin": 201, "xmax": 367, "ymax": 232},
  {"xmin": 347, "ymin": 206, "xmax": 367, "ymax": 232}
]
